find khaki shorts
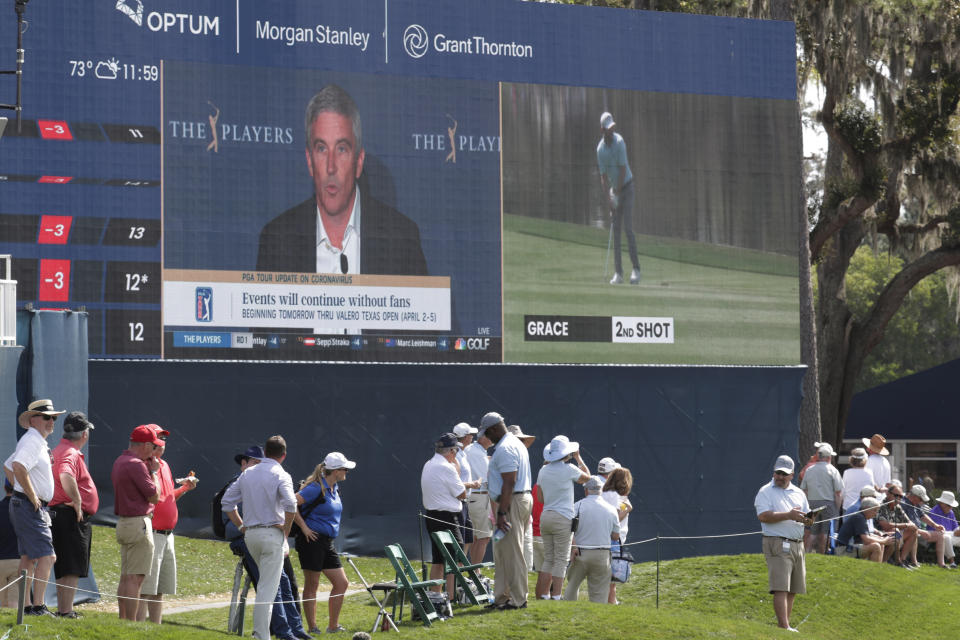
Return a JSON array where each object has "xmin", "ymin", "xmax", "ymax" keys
[
  {"xmin": 116, "ymin": 516, "xmax": 155, "ymax": 576},
  {"xmin": 761, "ymin": 536, "xmax": 806, "ymax": 594},
  {"xmin": 141, "ymin": 531, "xmax": 176, "ymax": 595},
  {"xmin": 467, "ymin": 493, "xmax": 494, "ymax": 539}
]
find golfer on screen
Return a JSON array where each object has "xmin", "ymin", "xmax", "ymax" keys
[{"xmin": 598, "ymin": 111, "xmax": 641, "ymax": 285}]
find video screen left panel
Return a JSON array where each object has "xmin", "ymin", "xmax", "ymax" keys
[{"xmin": 161, "ymin": 62, "xmax": 502, "ymax": 362}]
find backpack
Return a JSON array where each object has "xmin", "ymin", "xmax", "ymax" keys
[{"xmin": 211, "ymin": 478, "xmax": 235, "ymax": 539}]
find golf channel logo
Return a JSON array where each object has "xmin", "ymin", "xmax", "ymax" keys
[
  {"xmin": 195, "ymin": 287, "xmax": 213, "ymax": 322},
  {"xmin": 403, "ymin": 24, "xmax": 429, "ymax": 58},
  {"xmin": 454, "ymin": 337, "xmax": 490, "ymax": 351}
]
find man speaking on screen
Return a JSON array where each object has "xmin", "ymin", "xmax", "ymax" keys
[{"xmin": 257, "ymin": 84, "xmax": 428, "ymax": 277}]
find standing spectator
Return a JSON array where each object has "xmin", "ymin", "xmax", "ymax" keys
[
  {"xmin": 927, "ymin": 491, "xmax": 960, "ymax": 566},
  {"xmin": 531, "ymin": 481, "xmax": 544, "ymax": 574},
  {"xmin": 4, "ymin": 399, "xmax": 64, "ymax": 617},
  {"xmin": 0, "ymin": 481, "xmax": 20, "ymax": 608},
  {"xmin": 506, "ymin": 425, "xmax": 536, "ymax": 572},
  {"xmin": 225, "ymin": 447, "xmax": 309, "ymax": 640},
  {"xmin": 222, "ymin": 436, "xmax": 297, "ymax": 640},
  {"xmin": 49, "ymin": 411, "xmax": 98, "ymax": 618},
  {"xmin": 841, "ymin": 448, "xmax": 875, "ymax": 511},
  {"xmin": 464, "ymin": 427, "xmax": 493, "ymax": 564},
  {"xmin": 452, "ymin": 423, "xmax": 481, "ymax": 557},
  {"xmin": 481, "ymin": 412, "xmax": 532, "ymax": 610},
  {"xmin": 535, "ymin": 436, "xmax": 589, "ymax": 600},
  {"xmin": 420, "ymin": 433, "xmax": 467, "ymax": 601},
  {"xmin": 863, "ymin": 434, "xmax": 891, "ymax": 490},
  {"xmin": 136, "ymin": 425, "xmax": 197, "ymax": 624},
  {"xmin": 835, "ymin": 497, "xmax": 892, "ymax": 561},
  {"xmin": 900, "ymin": 484, "xmax": 947, "ymax": 567},
  {"xmin": 754, "ymin": 455, "xmax": 811, "ymax": 632},
  {"xmin": 111, "ymin": 424, "xmax": 163, "ymax": 620},
  {"xmin": 799, "ymin": 443, "xmax": 842, "ymax": 554},
  {"xmin": 602, "ymin": 467, "xmax": 633, "ymax": 604},
  {"xmin": 875, "ymin": 484, "xmax": 918, "ymax": 567},
  {"xmin": 563, "ymin": 476, "xmax": 620, "ymax": 603},
  {"xmin": 294, "ymin": 452, "xmax": 356, "ymax": 635}
]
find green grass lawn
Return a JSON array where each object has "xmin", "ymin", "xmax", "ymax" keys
[
  {"xmin": 3, "ymin": 528, "xmax": 959, "ymax": 639},
  {"xmin": 503, "ymin": 214, "xmax": 801, "ymax": 365}
]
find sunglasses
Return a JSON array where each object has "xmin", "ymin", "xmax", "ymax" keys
[
  {"xmin": 888, "ymin": 493, "xmax": 903, "ymax": 499},
  {"xmin": 38, "ymin": 415, "xmax": 55, "ymax": 421}
]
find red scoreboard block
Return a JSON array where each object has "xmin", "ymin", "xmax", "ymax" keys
[
  {"xmin": 37, "ymin": 215, "xmax": 73, "ymax": 245},
  {"xmin": 37, "ymin": 120, "xmax": 74, "ymax": 141},
  {"xmin": 38, "ymin": 259, "xmax": 71, "ymax": 302},
  {"xmin": 38, "ymin": 176, "xmax": 74, "ymax": 184}
]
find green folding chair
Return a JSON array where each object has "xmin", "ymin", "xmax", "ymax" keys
[
  {"xmin": 429, "ymin": 529, "xmax": 495, "ymax": 606},
  {"xmin": 383, "ymin": 544, "xmax": 446, "ymax": 627}
]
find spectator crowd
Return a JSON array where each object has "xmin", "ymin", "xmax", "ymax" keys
[{"xmin": 4, "ymin": 396, "xmax": 959, "ymax": 637}]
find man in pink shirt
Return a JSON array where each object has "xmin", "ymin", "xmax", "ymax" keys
[
  {"xmin": 136, "ymin": 424, "xmax": 196, "ymax": 624},
  {"xmin": 111, "ymin": 425, "xmax": 163, "ymax": 620},
  {"xmin": 49, "ymin": 412, "xmax": 99, "ymax": 618}
]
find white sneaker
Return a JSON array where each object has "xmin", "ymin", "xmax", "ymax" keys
[
  {"xmin": 609, "ymin": 272, "xmax": 623, "ymax": 285},
  {"xmin": 786, "ymin": 627, "xmax": 799, "ymax": 633},
  {"xmin": 629, "ymin": 268, "xmax": 641, "ymax": 284}
]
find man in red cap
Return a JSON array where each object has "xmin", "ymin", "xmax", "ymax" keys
[
  {"xmin": 111, "ymin": 425, "xmax": 163, "ymax": 620},
  {"xmin": 136, "ymin": 425, "xmax": 197, "ymax": 624}
]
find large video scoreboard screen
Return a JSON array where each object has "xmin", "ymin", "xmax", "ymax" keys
[{"xmin": 0, "ymin": 0, "xmax": 801, "ymax": 365}]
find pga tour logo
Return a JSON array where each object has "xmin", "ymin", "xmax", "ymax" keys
[
  {"xmin": 195, "ymin": 287, "xmax": 213, "ymax": 322},
  {"xmin": 403, "ymin": 24, "xmax": 429, "ymax": 58}
]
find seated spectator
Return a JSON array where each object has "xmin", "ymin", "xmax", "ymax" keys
[
  {"xmin": 0, "ymin": 481, "xmax": 20, "ymax": 608},
  {"xmin": 835, "ymin": 497, "xmax": 894, "ymax": 562},
  {"xmin": 799, "ymin": 443, "xmax": 842, "ymax": 554},
  {"xmin": 841, "ymin": 448, "xmax": 875, "ymax": 512},
  {"xmin": 875, "ymin": 484, "xmax": 918, "ymax": 567},
  {"xmin": 844, "ymin": 486, "xmax": 878, "ymax": 518},
  {"xmin": 927, "ymin": 491, "xmax": 960, "ymax": 568},
  {"xmin": 901, "ymin": 485, "xmax": 947, "ymax": 568},
  {"xmin": 563, "ymin": 476, "xmax": 619, "ymax": 604}
]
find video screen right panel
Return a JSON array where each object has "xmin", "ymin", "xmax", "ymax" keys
[{"xmin": 501, "ymin": 84, "xmax": 801, "ymax": 365}]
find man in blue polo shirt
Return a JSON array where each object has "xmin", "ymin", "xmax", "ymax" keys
[{"xmin": 481, "ymin": 411, "xmax": 532, "ymax": 610}]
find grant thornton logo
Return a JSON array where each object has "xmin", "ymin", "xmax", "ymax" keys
[{"xmin": 403, "ymin": 24, "xmax": 429, "ymax": 58}]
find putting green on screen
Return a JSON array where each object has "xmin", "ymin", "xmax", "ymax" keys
[{"xmin": 503, "ymin": 214, "xmax": 800, "ymax": 365}]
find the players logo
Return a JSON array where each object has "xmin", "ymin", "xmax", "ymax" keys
[
  {"xmin": 195, "ymin": 287, "xmax": 213, "ymax": 322},
  {"xmin": 403, "ymin": 24, "xmax": 429, "ymax": 58},
  {"xmin": 116, "ymin": 0, "xmax": 144, "ymax": 26}
]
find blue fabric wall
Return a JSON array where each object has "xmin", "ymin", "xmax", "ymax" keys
[{"xmin": 88, "ymin": 361, "xmax": 804, "ymax": 561}]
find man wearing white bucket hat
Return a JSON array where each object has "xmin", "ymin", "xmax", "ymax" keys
[
  {"xmin": 927, "ymin": 490, "xmax": 960, "ymax": 567},
  {"xmin": 535, "ymin": 436, "xmax": 590, "ymax": 600}
]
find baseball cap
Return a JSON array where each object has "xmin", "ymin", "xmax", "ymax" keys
[
  {"xmin": 63, "ymin": 411, "xmax": 94, "ymax": 433},
  {"xmin": 452, "ymin": 422, "xmax": 477, "ymax": 437},
  {"xmin": 479, "ymin": 412, "xmax": 504, "ymax": 432},
  {"xmin": 816, "ymin": 443, "xmax": 836, "ymax": 457},
  {"xmin": 600, "ymin": 111, "xmax": 615, "ymax": 130},
  {"xmin": 323, "ymin": 451, "xmax": 357, "ymax": 470},
  {"xmin": 860, "ymin": 486, "xmax": 878, "ymax": 498},
  {"xmin": 773, "ymin": 455, "xmax": 794, "ymax": 473},
  {"xmin": 435, "ymin": 433, "xmax": 459, "ymax": 449},
  {"xmin": 597, "ymin": 457, "xmax": 620, "ymax": 475},
  {"xmin": 861, "ymin": 497, "xmax": 881, "ymax": 510},
  {"xmin": 234, "ymin": 445, "xmax": 264, "ymax": 466},
  {"xmin": 910, "ymin": 484, "xmax": 930, "ymax": 502},
  {"xmin": 130, "ymin": 424, "xmax": 165, "ymax": 446}
]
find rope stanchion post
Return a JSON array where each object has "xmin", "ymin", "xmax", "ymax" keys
[
  {"xmin": 418, "ymin": 510, "xmax": 427, "ymax": 582},
  {"xmin": 655, "ymin": 535, "xmax": 660, "ymax": 609}
]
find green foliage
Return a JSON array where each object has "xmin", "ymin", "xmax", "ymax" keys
[
  {"xmin": 897, "ymin": 67, "xmax": 960, "ymax": 150},
  {"xmin": 833, "ymin": 99, "xmax": 882, "ymax": 156},
  {"xmin": 846, "ymin": 245, "xmax": 960, "ymax": 390}
]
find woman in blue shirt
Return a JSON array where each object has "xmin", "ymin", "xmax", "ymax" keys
[{"xmin": 294, "ymin": 452, "xmax": 356, "ymax": 635}]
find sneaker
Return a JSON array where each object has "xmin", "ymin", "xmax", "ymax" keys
[
  {"xmin": 609, "ymin": 272, "xmax": 623, "ymax": 285},
  {"xmin": 56, "ymin": 611, "xmax": 81, "ymax": 619},
  {"xmin": 786, "ymin": 627, "xmax": 799, "ymax": 633},
  {"xmin": 325, "ymin": 626, "xmax": 347, "ymax": 634},
  {"xmin": 308, "ymin": 629, "xmax": 324, "ymax": 635},
  {"xmin": 629, "ymin": 268, "xmax": 641, "ymax": 284},
  {"xmin": 27, "ymin": 604, "xmax": 55, "ymax": 617}
]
